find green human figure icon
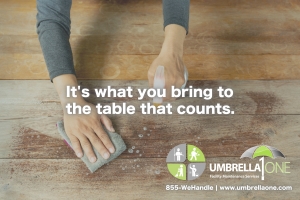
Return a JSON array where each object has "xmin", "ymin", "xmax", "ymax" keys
[
  {"xmin": 175, "ymin": 164, "xmax": 184, "ymax": 177},
  {"xmin": 187, "ymin": 145, "xmax": 205, "ymax": 162},
  {"xmin": 190, "ymin": 147, "xmax": 200, "ymax": 161}
]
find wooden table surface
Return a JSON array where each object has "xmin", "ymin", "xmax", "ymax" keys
[
  {"xmin": 1, "ymin": 0, "xmax": 300, "ymax": 80},
  {"xmin": 0, "ymin": 80, "xmax": 299, "ymax": 199},
  {"xmin": 1, "ymin": 0, "xmax": 300, "ymax": 199}
]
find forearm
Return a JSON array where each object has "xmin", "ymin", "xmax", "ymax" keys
[
  {"xmin": 160, "ymin": 24, "xmax": 186, "ymax": 57},
  {"xmin": 162, "ymin": 0, "xmax": 189, "ymax": 56},
  {"xmin": 36, "ymin": 0, "xmax": 76, "ymax": 82},
  {"xmin": 149, "ymin": 0, "xmax": 189, "ymax": 99}
]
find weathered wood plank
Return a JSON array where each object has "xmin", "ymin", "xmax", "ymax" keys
[
  {"xmin": 1, "ymin": 1, "xmax": 300, "ymax": 199},
  {"xmin": 0, "ymin": 114, "xmax": 299, "ymax": 159},
  {"xmin": 2, "ymin": 0, "xmax": 300, "ymax": 80},
  {"xmin": 2, "ymin": 0, "xmax": 300, "ymax": 38},
  {"xmin": 0, "ymin": 157, "xmax": 298, "ymax": 199},
  {"xmin": 2, "ymin": 33, "xmax": 300, "ymax": 55},
  {"xmin": 1, "ymin": 0, "xmax": 300, "ymax": 55},
  {"xmin": 1, "ymin": 54, "xmax": 300, "ymax": 80}
]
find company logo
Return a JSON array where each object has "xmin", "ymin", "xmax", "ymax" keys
[
  {"xmin": 166, "ymin": 144, "xmax": 205, "ymax": 180},
  {"xmin": 166, "ymin": 144, "xmax": 289, "ymax": 181},
  {"xmin": 240, "ymin": 145, "xmax": 286, "ymax": 180},
  {"xmin": 209, "ymin": 145, "xmax": 289, "ymax": 181}
]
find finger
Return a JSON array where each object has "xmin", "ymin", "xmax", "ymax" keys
[
  {"xmin": 68, "ymin": 134, "xmax": 83, "ymax": 158},
  {"xmin": 93, "ymin": 119, "xmax": 115, "ymax": 154},
  {"xmin": 175, "ymin": 73, "xmax": 185, "ymax": 89},
  {"xmin": 165, "ymin": 71, "xmax": 185, "ymax": 101},
  {"xmin": 86, "ymin": 130, "xmax": 111, "ymax": 160},
  {"xmin": 100, "ymin": 114, "xmax": 115, "ymax": 132},
  {"xmin": 78, "ymin": 135, "xmax": 97, "ymax": 163},
  {"xmin": 165, "ymin": 85, "xmax": 176, "ymax": 101}
]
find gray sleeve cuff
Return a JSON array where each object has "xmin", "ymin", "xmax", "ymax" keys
[
  {"xmin": 49, "ymin": 70, "xmax": 77, "ymax": 83},
  {"xmin": 163, "ymin": 0, "xmax": 190, "ymax": 34}
]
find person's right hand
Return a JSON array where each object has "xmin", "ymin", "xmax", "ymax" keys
[
  {"xmin": 148, "ymin": 53, "xmax": 186, "ymax": 101},
  {"xmin": 63, "ymin": 98, "xmax": 116, "ymax": 163},
  {"xmin": 53, "ymin": 74, "xmax": 116, "ymax": 163},
  {"xmin": 148, "ymin": 24, "xmax": 187, "ymax": 101}
]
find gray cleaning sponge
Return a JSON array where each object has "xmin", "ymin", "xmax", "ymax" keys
[{"xmin": 57, "ymin": 120, "xmax": 126, "ymax": 173}]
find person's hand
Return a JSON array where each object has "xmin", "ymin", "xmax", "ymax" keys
[
  {"xmin": 63, "ymin": 98, "xmax": 115, "ymax": 163},
  {"xmin": 148, "ymin": 52, "xmax": 185, "ymax": 101},
  {"xmin": 53, "ymin": 74, "xmax": 115, "ymax": 163},
  {"xmin": 148, "ymin": 24, "xmax": 187, "ymax": 101}
]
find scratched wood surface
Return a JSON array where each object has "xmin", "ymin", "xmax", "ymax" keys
[
  {"xmin": 1, "ymin": 0, "xmax": 300, "ymax": 199},
  {"xmin": 0, "ymin": 80, "xmax": 299, "ymax": 199},
  {"xmin": 1, "ymin": 0, "xmax": 300, "ymax": 80}
]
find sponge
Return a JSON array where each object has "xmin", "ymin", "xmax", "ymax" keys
[{"xmin": 56, "ymin": 120, "xmax": 126, "ymax": 173}]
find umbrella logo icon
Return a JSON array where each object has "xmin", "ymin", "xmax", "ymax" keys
[
  {"xmin": 240, "ymin": 145, "xmax": 285, "ymax": 159},
  {"xmin": 240, "ymin": 145, "xmax": 285, "ymax": 180}
]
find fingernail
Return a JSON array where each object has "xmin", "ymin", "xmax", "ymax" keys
[
  {"xmin": 110, "ymin": 126, "xmax": 115, "ymax": 132},
  {"xmin": 90, "ymin": 156, "xmax": 96, "ymax": 163},
  {"xmin": 109, "ymin": 147, "xmax": 115, "ymax": 154},
  {"xmin": 103, "ymin": 152, "xmax": 110, "ymax": 159},
  {"xmin": 76, "ymin": 152, "xmax": 83, "ymax": 158}
]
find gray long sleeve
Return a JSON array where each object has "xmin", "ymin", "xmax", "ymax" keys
[
  {"xmin": 36, "ymin": 0, "xmax": 190, "ymax": 82},
  {"xmin": 163, "ymin": 0, "xmax": 190, "ymax": 34},
  {"xmin": 36, "ymin": 0, "xmax": 75, "ymax": 82}
]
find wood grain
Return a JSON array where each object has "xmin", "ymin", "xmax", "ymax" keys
[
  {"xmin": 1, "ymin": 54, "xmax": 300, "ymax": 80},
  {"xmin": 1, "ymin": 114, "xmax": 299, "ymax": 159},
  {"xmin": 1, "ymin": 80, "xmax": 299, "ymax": 199},
  {"xmin": 1, "ymin": 0, "xmax": 300, "ymax": 80},
  {"xmin": 2, "ymin": 0, "xmax": 300, "ymax": 40},
  {"xmin": 1, "ymin": 0, "xmax": 300, "ymax": 198},
  {"xmin": 2, "ymin": 34, "xmax": 300, "ymax": 55}
]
